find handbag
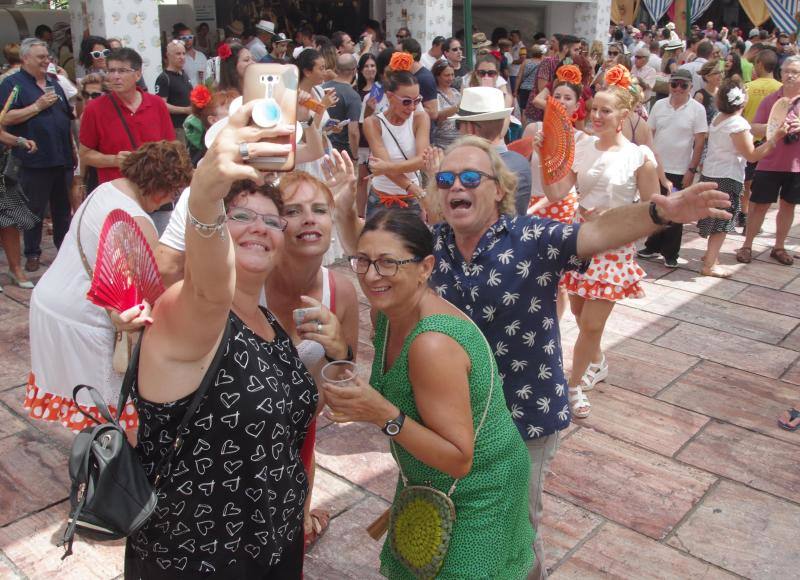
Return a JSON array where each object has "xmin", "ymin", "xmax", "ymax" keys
[
  {"xmin": 2, "ymin": 148, "xmax": 21, "ymax": 184},
  {"xmin": 386, "ymin": 318, "xmax": 497, "ymax": 579},
  {"xmin": 59, "ymin": 322, "xmax": 230, "ymax": 557}
]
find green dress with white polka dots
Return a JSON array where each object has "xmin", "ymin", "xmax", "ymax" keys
[{"xmin": 371, "ymin": 313, "xmax": 534, "ymax": 579}]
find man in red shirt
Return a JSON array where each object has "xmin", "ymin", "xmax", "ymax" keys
[{"xmin": 79, "ymin": 48, "xmax": 175, "ymax": 185}]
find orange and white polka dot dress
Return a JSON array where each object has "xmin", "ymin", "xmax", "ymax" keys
[{"xmin": 561, "ymin": 137, "xmax": 654, "ymax": 302}]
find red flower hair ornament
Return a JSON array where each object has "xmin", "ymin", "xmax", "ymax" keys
[
  {"xmin": 217, "ymin": 43, "xmax": 232, "ymax": 61},
  {"xmin": 190, "ymin": 85, "xmax": 212, "ymax": 109}
]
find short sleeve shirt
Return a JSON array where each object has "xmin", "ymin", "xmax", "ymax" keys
[
  {"xmin": 753, "ymin": 88, "xmax": 800, "ymax": 173},
  {"xmin": 414, "ymin": 67, "xmax": 438, "ymax": 103},
  {"xmin": 154, "ymin": 69, "xmax": 192, "ymax": 128},
  {"xmin": 80, "ymin": 89, "xmax": 176, "ymax": 183},
  {"xmin": 0, "ymin": 69, "xmax": 73, "ymax": 169},
  {"xmin": 322, "ymin": 80, "xmax": 362, "ymax": 151},
  {"xmin": 647, "ymin": 97, "xmax": 708, "ymax": 174},
  {"xmin": 530, "ymin": 57, "xmax": 559, "ymax": 121},
  {"xmin": 431, "ymin": 215, "xmax": 586, "ymax": 439}
]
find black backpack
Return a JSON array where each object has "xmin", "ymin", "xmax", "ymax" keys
[{"xmin": 59, "ymin": 324, "xmax": 229, "ymax": 557}]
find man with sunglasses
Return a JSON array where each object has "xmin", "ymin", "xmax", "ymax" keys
[
  {"xmin": 530, "ymin": 34, "xmax": 581, "ymax": 122},
  {"xmin": 638, "ymin": 68, "xmax": 707, "ymax": 268},
  {"xmin": 80, "ymin": 48, "xmax": 175, "ymax": 232},
  {"xmin": 337, "ymin": 134, "xmax": 731, "ymax": 580},
  {"xmin": 174, "ymin": 24, "xmax": 207, "ymax": 87}
]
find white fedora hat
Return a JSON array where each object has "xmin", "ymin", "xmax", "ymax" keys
[
  {"xmin": 256, "ymin": 20, "xmax": 275, "ymax": 35},
  {"xmin": 449, "ymin": 87, "xmax": 513, "ymax": 122}
]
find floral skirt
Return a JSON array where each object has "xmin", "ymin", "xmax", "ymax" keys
[{"xmin": 562, "ymin": 213, "xmax": 646, "ymax": 301}]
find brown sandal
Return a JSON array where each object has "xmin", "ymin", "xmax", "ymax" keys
[
  {"xmin": 735, "ymin": 247, "xmax": 752, "ymax": 263},
  {"xmin": 770, "ymin": 248, "xmax": 794, "ymax": 266}
]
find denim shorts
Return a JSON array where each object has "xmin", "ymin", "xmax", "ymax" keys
[{"xmin": 365, "ymin": 188, "xmax": 421, "ymax": 220}]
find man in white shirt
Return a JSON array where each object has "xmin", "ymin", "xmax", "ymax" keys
[
  {"xmin": 175, "ymin": 24, "xmax": 207, "ymax": 86},
  {"xmin": 632, "ymin": 47, "xmax": 657, "ymax": 101},
  {"xmin": 648, "ymin": 40, "xmax": 663, "ymax": 72},
  {"xmin": 246, "ymin": 20, "xmax": 274, "ymax": 63},
  {"xmin": 420, "ymin": 36, "xmax": 446, "ymax": 70},
  {"xmin": 679, "ymin": 40, "xmax": 712, "ymax": 94},
  {"xmin": 638, "ymin": 68, "xmax": 708, "ymax": 268},
  {"xmin": 745, "ymin": 28, "xmax": 759, "ymax": 53},
  {"xmin": 509, "ymin": 30, "xmax": 526, "ymax": 88}
]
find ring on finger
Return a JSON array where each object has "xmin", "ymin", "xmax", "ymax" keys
[
  {"xmin": 316, "ymin": 321, "xmax": 323, "ymax": 333},
  {"xmin": 239, "ymin": 142, "xmax": 250, "ymax": 161}
]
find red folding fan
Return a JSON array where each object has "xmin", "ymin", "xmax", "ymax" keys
[
  {"xmin": 540, "ymin": 96, "xmax": 575, "ymax": 186},
  {"xmin": 86, "ymin": 209, "xmax": 164, "ymax": 312}
]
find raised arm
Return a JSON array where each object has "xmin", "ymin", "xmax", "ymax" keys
[{"xmin": 730, "ymin": 123, "xmax": 786, "ymax": 163}]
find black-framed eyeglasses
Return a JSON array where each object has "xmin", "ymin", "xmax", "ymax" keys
[
  {"xmin": 348, "ymin": 255, "xmax": 422, "ymax": 277},
  {"xmin": 227, "ymin": 207, "xmax": 288, "ymax": 231},
  {"xmin": 476, "ymin": 69, "xmax": 498, "ymax": 77},
  {"xmin": 670, "ymin": 81, "xmax": 690, "ymax": 89},
  {"xmin": 90, "ymin": 49, "xmax": 111, "ymax": 59},
  {"xmin": 436, "ymin": 170, "xmax": 498, "ymax": 189}
]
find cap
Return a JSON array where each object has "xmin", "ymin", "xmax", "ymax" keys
[{"xmin": 670, "ymin": 68, "xmax": 692, "ymax": 82}]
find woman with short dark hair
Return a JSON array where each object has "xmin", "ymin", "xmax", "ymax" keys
[{"xmin": 26, "ymin": 141, "xmax": 193, "ymax": 432}]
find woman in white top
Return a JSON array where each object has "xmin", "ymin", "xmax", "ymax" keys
[
  {"xmin": 364, "ymin": 69, "xmax": 429, "ymax": 218},
  {"xmin": 543, "ymin": 67, "xmax": 659, "ymax": 418},
  {"xmin": 26, "ymin": 141, "xmax": 193, "ymax": 432},
  {"xmin": 697, "ymin": 76, "xmax": 787, "ymax": 277}
]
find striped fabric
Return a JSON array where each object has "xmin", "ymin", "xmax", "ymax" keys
[
  {"xmin": 765, "ymin": 0, "xmax": 800, "ymax": 34},
  {"xmin": 690, "ymin": 0, "xmax": 715, "ymax": 23},
  {"xmin": 643, "ymin": 0, "xmax": 674, "ymax": 23}
]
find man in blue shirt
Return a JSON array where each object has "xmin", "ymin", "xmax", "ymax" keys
[
  {"xmin": 337, "ymin": 136, "xmax": 731, "ymax": 579},
  {"xmin": 0, "ymin": 37, "xmax": 74, "ymax": 272}
]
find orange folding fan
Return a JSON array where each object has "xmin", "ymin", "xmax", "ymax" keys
[
  {"xmin": 86, "ymin": 209, "xmax": 164, "ymax": 312},
  {"xmin": 540, "ymin": 96, "xmax": 575, "ymax": 185}
]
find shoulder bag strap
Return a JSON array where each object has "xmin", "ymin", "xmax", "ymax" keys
[
  {"xmin": 108, "ymin": 95, "xmax": 139, "ymax": 150},
  {"xmin": 390, "ymin": 314, "xmax": 495, "ymax": 497},
  {"xmin": 377, "ymin": 115, "xmax": 410, "ymax": 161},
  {"xmin": 150, "ymin": 321, "xmax": 232, "ymax": 486}
]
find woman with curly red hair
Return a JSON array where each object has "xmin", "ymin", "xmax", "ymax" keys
[
  {"xmin": 543, "ymin": 65, "xmax": 659, "ymax": 418},
  {"xmin": 26, "ymin": 141, "xmax": 193, "ymax": 434}
]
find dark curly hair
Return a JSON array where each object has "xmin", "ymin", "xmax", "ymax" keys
[
  {"xmin": 79, "ymin": 36, "xmax": 110, "ymax": 69},
  {"xmin": 120, "ymin": 141, "xmax": 193, "ymax": 197},
  {"xmin": 224, "ymin": 180, "xmax": 283, "ymax": 213}
]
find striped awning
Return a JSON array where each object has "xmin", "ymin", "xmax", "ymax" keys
[
  {"xmin": 765, "ymin": 0, "xmax": 800, "ymax": 34},
  {"xmin": 690, "ymin": 0, "xmax": 715, "ymax": 23},
  {"xmin": 643, "ymin": 0, "xmax": 674, "ymax": 23}
]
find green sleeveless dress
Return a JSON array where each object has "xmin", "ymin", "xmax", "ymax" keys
[{"xmin": 371, "ymin": 313, "xmax": 534, "ymax": 579}]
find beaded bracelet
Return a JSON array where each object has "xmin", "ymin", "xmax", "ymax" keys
[{"xmin": 187, "ymin": 205, "xmax": 227, "ymax": 239}]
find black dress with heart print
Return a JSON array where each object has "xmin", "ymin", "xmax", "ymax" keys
[{"xmin": 126, "ymin": 309, "xmax": 318, "ymax": 577}]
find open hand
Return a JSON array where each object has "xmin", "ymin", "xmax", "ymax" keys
[
  {"xmin": 422, "ymin": 145, "xmax": 444, "ymax": 178},
  {"xmin": 322, "ymin": 148, "xmax": 357, "ymax": 209},
  {"xmin": 651, "ymin": 181, "xmax": 732, "ymax": 224}
]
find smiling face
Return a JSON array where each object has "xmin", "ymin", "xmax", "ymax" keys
[
  {"xmin": 590, "ymin": 90, "xmax": 629, "ymax": 136},
  {"xmin": 236, "ymin": 48, "xmax": 253, "ymax": 79},
  {"xmin": 387, "ymin": 82, "xmax": 421, "ymax": 120},
  {"xmin": 439, "ymin": 146, "xmax": 503, "ymax": 237},
  {"xmin": 355, "ymin": 229, "xmax": 432, "ymax": 312},
  {"xmin": 437, "ymin": 66, "xmax": 454, "ymax": 88},
  {"xmin": 476, "ymin": 60, "xmax": 499, "ymax": 87},
  {"xmin": 91, "ymin": 43, "xmax": 108, "ymax": 70},
  {"xmin": 361, "ymin": 58, "xmax": 376, "ymax": 81},
  {"xmin": 22, "ymin": 43, "xmax": 50, "ymax": 77},
  {"xmin": 227, "ymin": 193, "xmax": 285, "ymax": 276},
  {"xmin": 280, "ymin": 180, "xmax": 333, "ymax": 258}
]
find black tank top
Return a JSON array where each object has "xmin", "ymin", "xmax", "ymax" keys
[{"xmin": 129, "ymin": 309, "xmax": 318, "ymax": 576}]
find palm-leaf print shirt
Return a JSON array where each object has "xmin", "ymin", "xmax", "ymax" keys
[{"xmin": 431, "ymin": 214, "xmax": 585, "ymax": 439}]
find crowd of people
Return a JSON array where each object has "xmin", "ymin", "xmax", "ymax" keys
[{"xmin": 0, "ymin": 12, "xmax": 798, "ymax": 579}]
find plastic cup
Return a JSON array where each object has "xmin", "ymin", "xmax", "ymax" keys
[{"xmin": 321, "ymin": 360, "xmax": 358, "ymax": 387}]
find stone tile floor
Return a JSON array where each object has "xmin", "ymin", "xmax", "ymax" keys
[{"xmin": 0, "ymin": 212, "xmax": 798, "ymax": 579}]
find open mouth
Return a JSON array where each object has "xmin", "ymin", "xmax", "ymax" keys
[
  {"xmin": 297, "ymin": 231, "xmax": 322, "ymax": 242},
  {"xmin": 449, "ymin": 198, "xmax": 473, "ymax": 210},
  {"xmin": 240, "ymin": 241, "xmax": 270, "ymax": 251}
]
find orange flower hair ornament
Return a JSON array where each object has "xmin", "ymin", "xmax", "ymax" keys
[
  {"xmin": 604, "ymin": 64, "xmax": 631, "ymax": 89},
  {"xmin": 190, "ymin": 85, "xmax": 212, "ymax": 109},
  {"xmin": 389, "ymin": 52, "xmax": 413, "ymax": 72},
  {"xmin": 556, "ymin": 65, "xmax": 582, "ymax": 85}
]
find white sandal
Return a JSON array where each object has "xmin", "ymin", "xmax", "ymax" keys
[
  {"xmin": 569, "ymin": 386, "xmax": 591, "ymax": 419},
  {"xmin": 580, "ymin": 356, "xmax": 608, "ymax": 392}
]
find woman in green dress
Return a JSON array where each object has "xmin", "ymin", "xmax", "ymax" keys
[{"xmin": 323, "ymin": 208, "xmax": 533, "ymax": 579}]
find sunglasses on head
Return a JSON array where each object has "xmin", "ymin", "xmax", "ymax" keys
[
  {"xmin": 476, "ymin": 69, "xmax": 498, "ymax": 77},
  {"xmin": 90, "ymin": 49, "xmax": 111, "ymax": 59},
  {"xmin": 393, "ymin": 94, "xmax": 423, "ymax": 107},
  {"xmin": 670, "ymin": 81, "xmax": 690, "ymax": 89},
  {"xmin": 436, "ymin": 170, "xmax": 497, "ymax": 189}
]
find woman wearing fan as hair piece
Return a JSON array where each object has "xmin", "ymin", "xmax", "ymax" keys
[
  {"xmin": 523, "ymin": 64, "xmax": 586, "ymax": 321},
  {"xmin": 542, "ymin": 65, "xmax": 659, "ymax": 419},
  {"xmin": 125, "ymin": 101, "xmax": 341, "ymax": 576},
  {"xmin": 25, "ymin": 141, "xmax": 192, "ymax": 433}
]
